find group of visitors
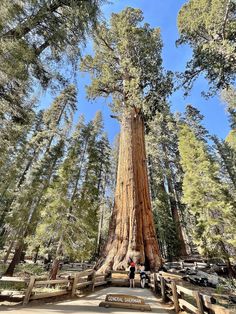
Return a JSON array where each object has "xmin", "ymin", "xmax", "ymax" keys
[{"xmin": 128, "ymin": 258, "xmax": 147, "ymax": 288}]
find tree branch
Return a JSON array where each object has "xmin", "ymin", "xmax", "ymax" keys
[
  {"xmin": 1, "ymin": 0, "xmax": 71, "ymax": 39},
  {"xmin": 222, "ymin": 0, "xmax": 231, "ymax": 40},
  {"xmin": 97, "ymin": 35, "xmax": 120, "ymax": 63}
]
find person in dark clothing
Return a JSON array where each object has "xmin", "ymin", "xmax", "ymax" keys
[{"xmin": 129, "ymin": 261, "xmax": 136, "ymax": 288}]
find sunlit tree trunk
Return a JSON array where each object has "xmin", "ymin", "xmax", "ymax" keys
[
  {"xmin": 99, "ymin": 108, "xmax": 162, "ymax": 272},
  {"xmin": 49, "ymin": 236, "xmax": 63, "ymax": 280}
]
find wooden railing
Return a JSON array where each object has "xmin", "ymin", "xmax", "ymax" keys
[
  {"xmin": 1, "ymin": 269, "xmax": 235, "ymax": 314},
  {"xmin": 0, "ymin": 269, "xmax": 109, "ymax": 305},
  {"xmin": 148, "ymin": 271, "xmax": 235, "ymax": 314}
]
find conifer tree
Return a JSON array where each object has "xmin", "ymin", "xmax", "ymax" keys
[
  {"xmin": 179, "ymin": 124, "xmax": 236, "ymax": 275},
  {"xmin": 212, "ymin": 86, "xmax": 236, "ymax": 193},
  {"xmin": 0, "ymin": 0, "xmax": 102, "ymax": 121},
  {"xmin": 33, "ymin": 112, "xmax": 111, "ymax": 279},
  {"xmin": 177, "ymin": 0, "xmax": 236, "ymax": 94},
  {"xmin": 221, "ymin": 86, "xmax": 236, "ymax": 149},
  {"xmin": 4, "ymin": 85, "xmax": 77, "ymax": 276},
  {"xmin": 81, "ymin": 8, "xmax": 172, "ymax": 271},
  {"xmin": 146, "ymin": 103, "xmax": 188, "ymax": 258},
  {"xmin": 182, "ymin": 105, "xmax": 209, "ymax": 141},
  {"xmin": 0, "ymin": 111, "xmax": 42, "ymax": 247},
  {"xmin": 212, "ymin": 136, "xmax": 236, "ymax": 191},
  {"xmin": 96, "ymin": 134, "xmax": 119, "ymax": 255}
]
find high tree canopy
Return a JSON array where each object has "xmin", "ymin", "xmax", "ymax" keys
[
  {"xmin": 177, "ymin": 0, "xmax": 236, "ymax": 94},
  {"xmin": 0, "ymin": 0, "xmax": 102, "ymax": 121}
]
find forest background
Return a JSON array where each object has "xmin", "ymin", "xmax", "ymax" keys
[{"xmin": 0, "ymin": 0, "xmax": 235, "ymax": 279}]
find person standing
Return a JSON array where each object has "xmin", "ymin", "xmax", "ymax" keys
[
  {"xmin": 129, "ymin": 260, "xmax": 136, "ymax": 288},
  {"xmin": 139, "ymin": 264, "xmax": 146, "ymax": 288}
]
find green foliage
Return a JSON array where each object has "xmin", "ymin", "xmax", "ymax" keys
[
  {"xmin": 146, "ymin": 103, "xmax": 185, "ymax": 258},
  {"xmin": 213, "ymin": 136, "xmax": 236, "ymax": 191},
  {"xmin": 31, "ymin": 112, "xmax": 112, "ymax": 261},
  {"xmin": 4, "ymin": 85, "xmax": 77, "ymax": 241},
  {"xmin": 2, "ymin": 1, "xmax": 235, "ymax": 271},
  {"xmin": 0, "ymin": 0, "xmax": 102, "ymax": 119},
  {"xmin": 0, "ymin": 281, "xmax": 26, "ymax": 292},
  {"xmin": 0, "ymin": 262, "xmax": 7, "ymax": 274},
  {"xmin": 81, "ymin": 7, "xmax": 172, "ymax": 115},
  {"xmin": 0, "ymin": 86, "xmax": 79, "ymax": 276},
  {"xmin": 226, "ymin": 130, "xmax": 236, "ymax": 150},
  {"xmin": 213, "ymin": 86, "xmax": 236, "ymax": 191},
  {"xmin": 15, "ymin": 263, "xmax": 45, "ymax": 276},
  {"xmin": 152, "ymin": 192, "xmax": 180, "ymax": 259},
  {"xmin": 178, "ymin": 124, "xmax": 236, "ymax": 258},
  {"xmin": 221, "ymin": 86, "xmax": 236, "ymax": 130},
  {"xmin": 181, "ymin": 104, "xmax": 209, "ymax": 141},
  {"xmin": 177, "ymin": 0, "xmax": 236, "ymax": 94}
]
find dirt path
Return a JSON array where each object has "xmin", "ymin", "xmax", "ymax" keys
[{"xmin": 0, "ymin": 287, "xmax": 174, "ymax": 313}]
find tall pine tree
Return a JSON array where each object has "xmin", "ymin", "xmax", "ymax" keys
[{"xmin": 179, "ymin": 124, "xmax": 236, "ymax": 275}]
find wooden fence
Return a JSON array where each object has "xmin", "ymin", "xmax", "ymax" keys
[
  {"xmin": 148, "ymin": 271, "xmax": 235, "ymax": 314},
  {"xmin": 0, "ymin": 269, "xmax": 109, "ymax": 305},
  {"xmin": 1, "ymin": 269, "xmax": 235, "ymax": 314}
]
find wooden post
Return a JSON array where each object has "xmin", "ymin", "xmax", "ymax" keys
[
  {"xmin": 160, "ymin": 276, "xmax": 166, "ymax": 302},
  {"xmin": 91, "ymin": 270, "xmax": 96, "ymax": 291},
  {"xmin": 71, "ymin": 273, "xmax": 79, "ymax": 297},
  {"xmin": 67, "ymin": 275, "xmax": 72, "ymax": 291},
  {"xmin": 171, "ymin": 281, "xmax": 180, "ymax": 313},
  {"xmin": 193, "ymin": 291, "xmax": 204, "ymax": 314},
  {"xmin": 105, "ymin": 271, "xmax": 111, "ymax": 283},
  {"xmin": 23, "ymin": 276, "xmax": 35, "ymax": 305},
  {"xmin": 153, "ymin": 273, "xmax": 158, "ymax": 294}
]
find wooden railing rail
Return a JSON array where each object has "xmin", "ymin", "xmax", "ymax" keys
[
  {"xmin": 0, "ymin": 269, "xmax": 109, "ymax": 305},
  {"xmin": 148, "ymin": 271, "xmax": 235, "ymax": 314},
  {"xmin": 1, "ymin": 269, "xmax": 234, "ymax": 313}
]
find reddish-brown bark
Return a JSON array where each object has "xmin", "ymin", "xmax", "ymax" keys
[{"xmin": 99, "ymin": 108, "xmax": 162, "ymax": 272}]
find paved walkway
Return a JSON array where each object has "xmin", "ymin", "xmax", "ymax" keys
[{"xmin": 0, "ymin": 287, "xmax": 174, "ymax": 314}]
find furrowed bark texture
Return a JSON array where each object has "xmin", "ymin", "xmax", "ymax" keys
[{"xmin": 99, "ymin": 109, "xmax": 162, "ymax": 272}]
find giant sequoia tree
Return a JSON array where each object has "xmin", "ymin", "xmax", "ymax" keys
[{"xmin": 81, "ymin": 8, "xmax": 172, "ymax": 271}]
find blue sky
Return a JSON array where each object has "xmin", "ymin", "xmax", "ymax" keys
[{"xmin": 40, "ymin": 0, "xmax": 230, "ymax": 143}]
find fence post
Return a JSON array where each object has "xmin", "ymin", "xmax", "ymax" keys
[
  {"xmin": 193, "ymin": 291, "xmax": 204, "ymax": 314},
  {"xmin": 171, "ymin": 281, "xmax": 180, "ymax": 313},
  {"xmin": 153, "ymin": 273, "xmax": 158, "ymax": 294},
  {"xmin": 67, "ymin": 274, "xmax": 72, "ymax": 292},
  {"xmin": 160, "ymin": 276, "xmax": 166, "ymax": 302},
  {"xmin": 105, "ymin": 271, "xmax": 111, "ymax": 283},
  {"xmin": 91, "ymin": 270, "xmax": 96, "ymax": 292},
  {"xmin": 23, "ymin": 276, "xmax": 35, "ymax": 305},
  {"xmin": 71, "ymin": 273, "xmax": 79, "ymax": 297}
]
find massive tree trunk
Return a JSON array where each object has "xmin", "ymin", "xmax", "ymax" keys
[{"xmin": 99, "ymin": 108, "xmax": 162, "ymax": 273}]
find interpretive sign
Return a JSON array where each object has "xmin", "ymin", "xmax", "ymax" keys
[{"xmin": 99, "ymin": 294, "xmax": 151, "ymax": 311}]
